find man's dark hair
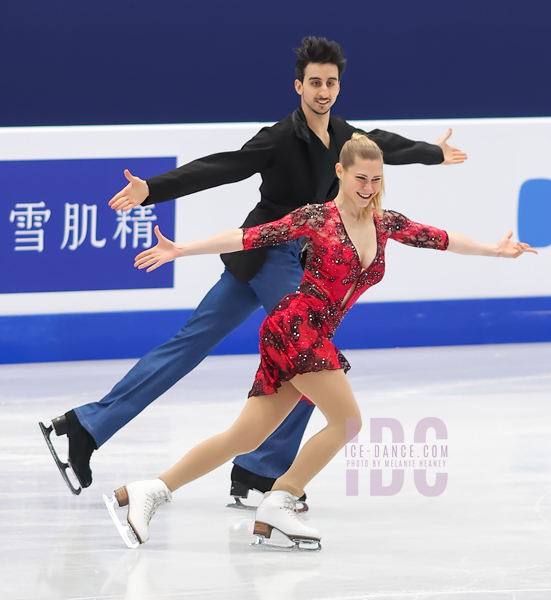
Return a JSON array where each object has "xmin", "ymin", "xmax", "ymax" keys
[{"xmin": 294, "ymin": 36, "xmax": 347, "ymax": 82}]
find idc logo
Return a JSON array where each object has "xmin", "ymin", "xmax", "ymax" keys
[
  {"xmin": 518, "ymin": 179, "xmax": 551, "ymax": 247},
  {"xmin": 344, "ymin": 417, "xmax": 449, "ymax": 497}
]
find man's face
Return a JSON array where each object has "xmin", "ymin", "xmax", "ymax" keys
[{"xmin": 295, "ymin": 63, "xmax": 340, "ymax": 116}]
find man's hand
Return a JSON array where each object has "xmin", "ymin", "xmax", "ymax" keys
[
  {"xmin": 108, "ymin": 169, "xmax": 149, "ymax": 212},
  {"xmin": 435, "ymin": 128, "xmax": 468, "ymax": 165}
]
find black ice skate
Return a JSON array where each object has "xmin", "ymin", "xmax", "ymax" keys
[
  {"xmin": 39, "ymin": 410, "xmax": 96, "ymax": 495},
  {"xmin": 226, "ymin": 464, "xmax": 309, "ymax": 512}
]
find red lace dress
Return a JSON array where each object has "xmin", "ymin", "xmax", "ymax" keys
[{"xmin": 242, "ymin": 201, "xmax": 449, "ymax": 397}]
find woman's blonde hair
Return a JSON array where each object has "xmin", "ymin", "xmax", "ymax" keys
[{"xmin": 339, "ymin": 132, "xmax": 385, "ymax": 217}]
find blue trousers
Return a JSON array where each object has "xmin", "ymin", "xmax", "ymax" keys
[{"xmin": 75, "ymin": 241, "xmax": 315, "ymax": 479}]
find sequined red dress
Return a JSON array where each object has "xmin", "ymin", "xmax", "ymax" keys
[{"xmin": 242, "ymin": 201, "xmax": 449, "ymax": 397}]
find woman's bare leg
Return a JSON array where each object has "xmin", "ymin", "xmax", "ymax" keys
[
  {"xmin": 159, "ymin": 382, "xmax": 302, "ymax": 492},
  {"xmin": 273, "ymin": 369, "xmax": 362, "ymax": 497}
]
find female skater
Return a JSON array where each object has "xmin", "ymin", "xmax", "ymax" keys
[{"xmin": 103, "ymin": 133, "xmax": 536, "ymax": 550}]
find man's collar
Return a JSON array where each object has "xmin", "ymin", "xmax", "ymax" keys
[{"xmin": 292, "ymin": 105, "xmax": 333, "ymax": 143}]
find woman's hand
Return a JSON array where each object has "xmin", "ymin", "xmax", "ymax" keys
[
  {"xmin": 135, "ymin": 225, "xmax": 182, "ymax": 272},
  {"xmin": 497, "ymin": 231, "xmax": 538, "ymax": 258}
]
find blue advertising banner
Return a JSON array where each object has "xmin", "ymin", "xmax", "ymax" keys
[
  {"xmin": 518, "ymin": 178, "xmax": 551, "ymax": 248},
  {"xmin": 2, "ymin": 157, "xmax": 176, "ymax": 293}
]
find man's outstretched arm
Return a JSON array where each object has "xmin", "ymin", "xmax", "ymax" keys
[
  {"xmin": 109, "ymin": 126, "xmax": 276, "ymax": 212},
  {"xmin": 361, "ymin": 127, "xmax": 467, "ymax": 166}
]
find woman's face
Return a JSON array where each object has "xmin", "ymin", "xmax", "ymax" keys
[{"xmin": 337, "ymin": 158, "xmax": 383, "ymax": 209}]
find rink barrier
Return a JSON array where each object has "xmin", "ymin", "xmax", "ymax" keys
[{"xmin": 1, "ymin": 296, "xmax": 550, "ymax": 364}]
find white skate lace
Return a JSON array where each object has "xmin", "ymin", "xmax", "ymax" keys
[
  {"xmin": 143, "ymin": 491, "xmax": 170, "ymax": 525},
  {"xmin": 281, "ymin": 496, "xmax": 302, "ymax": 521}
]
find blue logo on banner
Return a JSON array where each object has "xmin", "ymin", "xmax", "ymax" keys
[
  {"xmin": 518, "ymin": 178, "xmax": 551, "ymax": 248},
  {"xmin": 2, "ymin": 157, "xmax": 176, "ymax": 293}
]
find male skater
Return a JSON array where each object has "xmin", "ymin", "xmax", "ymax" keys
[{"xmin": 40, "ymin": 37, "xmax": 466, "ymax": 503}]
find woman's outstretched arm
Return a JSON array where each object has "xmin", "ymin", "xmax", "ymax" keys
[
  {"xmin": 447, "ymin": 230, "xmax": 538, "ymax": 258},
  {"xmin": 134, "ymin": 225, "xmax": 243, "ymax": 272},
  {"xmin": 135, "ymin": 204, "xmax": 319, "ymax": 272}
]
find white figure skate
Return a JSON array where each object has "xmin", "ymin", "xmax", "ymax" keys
[
  {"xmin": 103, "ymin": 479, "xmax": 172, "ymax": 548},
  {"xmin": 252, "ymin": 490, "xmax": 321, "ymax": 551}
]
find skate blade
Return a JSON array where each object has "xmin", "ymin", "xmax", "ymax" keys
[
  {"xmin": 251, "ymin": 534, "xmax": 321, "ymax": 552},
  {"xmin": 39, "ymin": 421, "xmax": 82, "ymax": 496},
  {"xmin": 226, "ymin": 497, "xmax": 257, "ymax": 511},
  {"xmin": 227, "ymin": 494, "xmax": 309, "ymax": 512},
  {"xmin": 102, "ymin": 493, "xmax": 140, "ymax": 549}
]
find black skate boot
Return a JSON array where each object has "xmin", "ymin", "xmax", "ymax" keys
[
  {"xmin": 227, "ymin": 464, "xmax": 308, "ymax": 512},
  {"xmin": 39, "ymin": 410, "xmax": 97, "ymax": 495}
]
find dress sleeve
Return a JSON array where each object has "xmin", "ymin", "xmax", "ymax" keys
[
  {"xmin": 382, "ymin": 210, "xmax": 449, "ymax": 250},
  {"xmin": 242, "ymin": 204, "xmax": 327, "ymax": 250}
]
